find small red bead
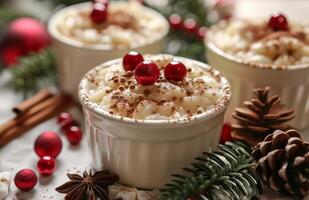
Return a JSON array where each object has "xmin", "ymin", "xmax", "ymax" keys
[
  {"xmin": 37, "ymin": 156, "xmax": 56, "ymax": 176},
  {"xmin": 93, "ymin": 0, "xmax": 109, "ymax": 6},
  {"xmin": 122, "ymin": 51, "xmax": 144, "ymax": 71},
  {"xmin": 66, "ymin": 126, "xmax": 83, "ymax": 145},
  {"xmin": 267, "ymin": 13, "xmax": 289, "ymax": 31},
  {"xmin": 57, "ymin": 112, "xmax": 72, "ymax": 124},
  {"xmin": 169, "ymin": 14, "xmax": 182, "ymax": 30},
  {"xmin": 60, "ymin": 118, "xmax": 78, "ymax": 133},
  {"xmin": 220, "ymin": 123, "xmax": 232, "ymax": 144},
  {"xmin": 164, "ymin": 61, "xmax": 187, "ymax": 82},
  {"xmin": 14, "ymin": 169, "xmax": 38, "ymax": 191},
  {"xmin": 34, "ymin": 131, "xmax": 62, "ymax": 158},
  {"xmin": 196, "ymin": 26, "xmax": 208, "ymax": 40},
  {"xmin": 90, "ymin": 2, "xmax": 108, "ymax": 23},
  {"xmin": 135, "ymin": 61, "xmax": 160, "ymax": 85},
  {"xmin": 183, "ymin": 18, "xmax": 198, "ymax": 33}
]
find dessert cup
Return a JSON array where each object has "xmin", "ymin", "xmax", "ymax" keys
[
  {"xmin": 79, "ymin": 55, "xmax": 231, "ymax": 189},
  {"xmin": 206, "ymin": 20, "xmax": 309, "ymax": 130},
  {"xmin": 48, "ymin": 2, "xmax": 169, "ymax": 100}
]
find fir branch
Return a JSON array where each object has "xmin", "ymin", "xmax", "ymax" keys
[
  {"xmin": 7, "ymin": 49, "xmax": 56, "ymax": 98},
  {"xmin": 159, "ymin": 141, "xmax": 262, "ymax": 200}
]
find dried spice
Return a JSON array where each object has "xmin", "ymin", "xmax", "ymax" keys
[{"xmin": 56, "ymin": 170, "xmax": 119, "ymax": 200}]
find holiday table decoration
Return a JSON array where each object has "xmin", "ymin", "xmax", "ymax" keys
[
  {"xmin": 55, "ymin": 170, "xmax": 119, "ymax": 200},
  {"xmin": 37, "ymin": 156, "xmax": 57, "ymax": 176},
  {"xmin": 252, "ymin": 129, "xmax": 309, "ymax": 198},
  {"xmin": 7, "ymin": 49, "xmax": 56, "ymax": 97},
  {"xmin": 0, "ymin": 172, "xmax": 11, "ymax": 200},
  {"xmin": 159, "ymin": 141, "xmax": 262, "ymax": 199},
  {"xmin": 0, "ymin": 17, "xmax": 51, "ymax": 66},
  {"xmin": 231, "ymin": 87, "xmax": 295, "ymax": 146},
  {"xmin": 14, "ymin": 169, "xmax": 38, "ymax": 191},
  {"xmin": 34, "ymin": 131, "xmax": 62, "ymax": 158},
  {"xmin": 0, "ymin": 90, "xmax": 74, "ymax": 147}
]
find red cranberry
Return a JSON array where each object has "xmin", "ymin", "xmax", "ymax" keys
[
  {"xmin": 220, "ymin": 123, "xmax": 232, "ymax": 144},
  {"xmin": 164, "ymin": 61, "xmax": 187, "ymax": 82},
  {"xmin": 135, "ymin": 61, "xmax": 160, "ymax": 85},
  {"xmin": 267, "ymin": 13, "xmax": 289, "ymax": 31},
  {"xmin": 122, "ymin": 51, "xmax": 144, "ymax": 71},
  {"xmin": 37, "ymin": 156, "xmax": 56, "ymax": 176},
  {"xmin": 169, "ymin": 14, "xmax": 182, "ymax": 30},
  {"xmin": 196, "ymin": 26, "xmax": 208, "ymax": 40},
  {"xmin": 183, "ymin": 18, "xmax": 198, "ymax": 33},
  {"xmin": 66, "ymin": 126, "xmax": 83, "ymax": 145},
  {"xmin": 57, "ymin": 112, "xmax": 72, "ymax": 124},
  {"xmin": 90, "ymin": 2, "xmax": 108, "ymax": 23},
  {"xmin": 60, "ymin": 118, "xmax": 79, "ymax": 133}
]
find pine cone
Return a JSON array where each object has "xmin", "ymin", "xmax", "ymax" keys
[
  {"xmin": 232, "ymin": 87, "xmax": 295, "ymax": 146},
  {"xmin": 252, "ymin": 129, "xmax": 309, "ymax": 199}
]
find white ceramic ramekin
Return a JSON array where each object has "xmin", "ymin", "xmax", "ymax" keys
[
  {"xmin": 206, "ymin": 30, "xmax": 309, "ymax": 130},
  {"xmin": 79, "ymin": 55, "xmax": 231, "ymax": 189},
  {"xmin": 48, "ymin": 2, "xmax": 169, "ymax": 100}
]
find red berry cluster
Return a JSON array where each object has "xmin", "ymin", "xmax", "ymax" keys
[
  {"xmin": 168, "ymin": 14, "xmax": 208, "ymax": 40},
  {"xmin": 14, "ymin": 112, "xmax": 83, "ymax": 191},
  {"xmin": 267, "ymin": 13, "xmax": 289, "ymax": 31},
  {"xmin": 90, "ymin": 0, "xmax": 109, "ymax": 23},
  {"xmin": 58, "ymin": 112, "xmax": 83, "ymax": 145},
  {"xmin": 122, "ymin": 51, "xmax": 188, "ymax": 85}
]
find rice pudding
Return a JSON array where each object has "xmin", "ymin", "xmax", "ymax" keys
[
  {"xmin": 210, "ymin": 17, "xmax": 309, "ymax": 68},
  {"xmin": 55, "ymin": 1, "xmax": 167, "ymax": 49},
  {"xmin": 86, "ymin": 54, "xmax": 223, "ymax": 120}
]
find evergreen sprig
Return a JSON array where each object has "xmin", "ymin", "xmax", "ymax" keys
[
  {"xmin": 7, "ymin": 49, "xmax": 56, "ymax": 98},
  {"xmin": 159, "ymin": 141, "xmax": 262, "ymax": 200},
  {"xmin": 146, "ymin": 0, "xmax": 209, "ymax": 62}
]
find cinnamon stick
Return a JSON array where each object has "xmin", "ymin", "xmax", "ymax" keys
[
  {"xmin": 0, "ymin": 94, "xmax": 74, "ymax": 147},
  {"xmin": 0, "ymin": 95, "xmax": 68, "ymax": 135},
  {"xmin": 12, "ymin": 89, "xmax": 53, "ymax": 115}
]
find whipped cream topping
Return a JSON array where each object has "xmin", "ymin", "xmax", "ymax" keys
[
  {"xmin": 55, "ymin": 1, "xmax": 167, "ymax": 49},
  {"xmin": 86, "ymin": 55, "xmax": 222, "ymax": 120},
  {"xmin": 209, "ymin": 19, "xmax": 309, "ymax": 68}
]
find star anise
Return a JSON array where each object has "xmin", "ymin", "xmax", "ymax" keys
[{"xmin": 56, "ymin": 170, "xmax": 119, "ymax": 200}]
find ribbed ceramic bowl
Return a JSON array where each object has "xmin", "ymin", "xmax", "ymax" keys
[
  {"xmin": 79, "ymin": 55, "xmax": 231, "ymax": 189},
  {"xmin": 206, "ymin": 26, "xmax": 309, "ymax": 130},
  {"xmin": 48, "ymin": 2, "xmax": 169, "ymax": 100}
]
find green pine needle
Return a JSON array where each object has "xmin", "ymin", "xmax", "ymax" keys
[
  {"xmin": 159, "ymin": 141, "xmax": 262, "ymax": 200},
  {"xmin": 7, "ymin": 49, "xmax": 56, "ymax": 98}
]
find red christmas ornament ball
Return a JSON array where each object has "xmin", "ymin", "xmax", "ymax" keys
[
  {"xmin": 14, "ymin": 169, "xmax": 38, "ymax": 191},
  {"xmin": 267, "ymin": 13, "xmax": 289, "ymax": 31},
  {"xmin": 164, "ymin": 61, "xmax": 187, "ymax": 82},
  {"xmin": 183, "ymin": 18, "xmax": 198, "ymax": 33},
  {"xmin": 37, "ymin": 156, "xmax": 56, "ymax": 176},
  {"xmin": 57, "ymin": 112, "xmax": 72, "ymax": 124},
  {"xmin": 135, "ymin": 61, "xmax": 160, "ymax": 85},
  {"xmin": 34, "ymin": 131, "xmax": 62, "ymax": 158},
  {"xmin": 91, "ymin": 2, "xmax": 108, "ymax": 23},
  {"xmin": 169, "ymin": 14, "xmax": 182, "ymax": 30},
  {"xmin": 196, "ymin": 26, "xmax": 208, "ymax": 40},
  {"xmin": 0, "ymin": 17, "xmax": 51, "ymax": 66},
  {"xmin": 66, "ymin": 126, "xmax": 83, "ymax": 145},
  {"xmin": 220, "ymin": 123, "xmax": 232, "ymax": 144},
  {"xmin": 123, "ymin": 51, "xmax": 144, "ymax": 71}
]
